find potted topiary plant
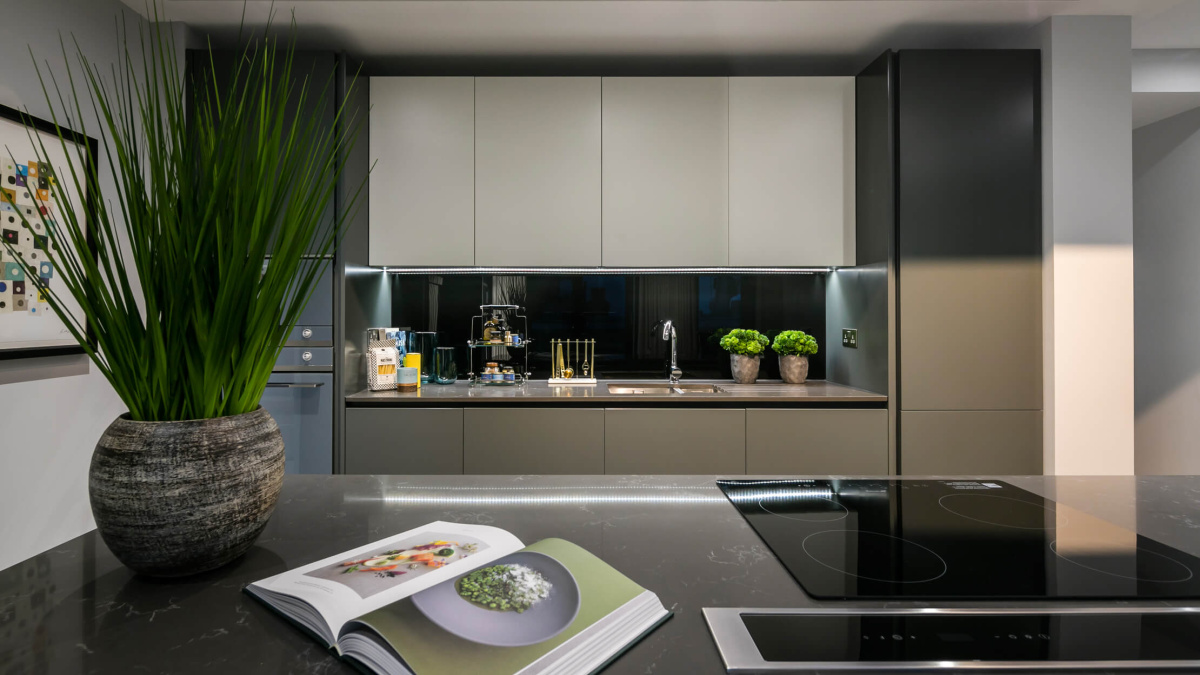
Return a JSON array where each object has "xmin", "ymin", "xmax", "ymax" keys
[
  {"xmin": 0, "ymin": 15, "xmax": 362, "ymax": 576},
  {"xmin": 772, "ymin": 330, "xmax": 819, "ymax": 384},
  {"xmin": 719, "ymin": 329, "xmax": 769, "ymax": 384}
]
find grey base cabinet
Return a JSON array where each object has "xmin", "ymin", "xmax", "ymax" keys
[
  {"xmin": 465, "ymin": 409, "xmax": 604, "ymax": 474},
  {"xmin": 604, "ymin": 409, "xmax": 746, "ymax": 474},
  {"xmin": 345, "ymin": 408, "xmax": 464, "ymax": 475},
  {"xmin": 900, "ymin": 410, "xmax": 1042, "ymax": 475},
  {"xmin": 746, "ymin": 409, "xmax": 887, "ymax": 475}
]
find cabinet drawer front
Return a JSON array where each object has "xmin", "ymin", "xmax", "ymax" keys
[
  {"xmin": 465, "ymin": 408, "xmax": 604, "ymax": 475},
  {"xmin": 274, "ymin": 346, "xmax": 333, "ymax": 369},
  {"xmin": 285, "ymin": 325, "xmax": 333, "ymax": 347},
  {"xmin": 604, "ymin": 409, "xmax": 745, "ymax": 475},
  {"xmin": 346, "ymin": 408, "xmax": 465, "ymax": 475},
  {"xmin": 900, "ymin": 410, "xmax": 1042, "ymax": 475},
  {"xmin": 746, "ymin": 409, "xmax": 887, "ymax": 475}
]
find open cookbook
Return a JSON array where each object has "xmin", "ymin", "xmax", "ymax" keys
[{"xmin": 245, "ymin": 522, "xmax": 671, "ymax": 675}]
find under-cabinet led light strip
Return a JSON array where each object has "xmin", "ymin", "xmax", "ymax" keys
[
  {"xmin": 346, "ymin": 486, "xmax": 832, "ymax": 506},
  {"xmin": 377, "ymin": 266, "xmax": 835, "ymax": 275}
]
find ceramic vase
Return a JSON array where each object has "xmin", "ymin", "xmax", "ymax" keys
[
  {"xmin": 89, "ymin": 407, "xmax": 284, "ymax": 577},
  {"xmin": 779, "ymin": 354, "xmax": 810, "ymax": 384},
  {"xmin": 730, "ymin": 354, "xmax": 761, "ymax": 384}
]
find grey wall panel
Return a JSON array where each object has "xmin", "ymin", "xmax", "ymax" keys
[
  {"xmin": 900, "ymin": 410, "xmax": 1043, "ymax": 475},
  {"xmin": 1134, "ymin": 107, "xmax": 1200, "ymax": 474},
  {"xmin": 465, "ymin": 408, "xmax": 604, "ymax": 474},
  {"xmin": 825, "ymin": 262, "xmax": 888, "ymax": 397},
  {"xmin": 604, "ymin": 409, "xmax": 745, "ymax": 474},
  {"xmin": 346, "ymin": 408, "xmax": 464, "ymax": 475},
  {"xmin": 746, "ymin": 409, "xmax": 887, "ymax": 475},
  {"xmin": 337, "ymin": 57, "xmax": 376, "ymax": 473}
]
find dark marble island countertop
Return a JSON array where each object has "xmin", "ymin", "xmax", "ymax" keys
[
  {"xmin": 347, "ymin": 379, "xmax": 887, "ymax": 406},
  {"xmin": 4, "ymin": 475, "xmax": 1200, "ymax": 674}
]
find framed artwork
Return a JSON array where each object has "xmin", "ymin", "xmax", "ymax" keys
[{"xmin": 0, "ymin": 104, "xmax": 96, "ymax": 360}]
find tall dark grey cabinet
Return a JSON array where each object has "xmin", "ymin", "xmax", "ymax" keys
[
  {"xmin": 857, "ymin": 50, "xmax": 1043, "ymax": 474},
  {"xmin": 188, "ymin": 50, "xmax": 343, "ymax": 475}
]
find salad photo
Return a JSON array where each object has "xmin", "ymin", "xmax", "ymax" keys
[{"xmin": 305, "ymin": 534, "xmax": 488, "ymax": 599}]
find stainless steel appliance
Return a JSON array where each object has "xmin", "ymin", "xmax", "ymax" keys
[{"xmin": 706, "ymin": 478, "xmax": 1200, "ymax": 672}]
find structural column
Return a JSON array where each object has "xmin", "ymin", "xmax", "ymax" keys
[{"xmin": 1040, "ymin": 16, "xmax": 1135, "ymax": 475}]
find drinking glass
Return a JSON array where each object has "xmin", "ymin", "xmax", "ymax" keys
[
  {"xmin": 411, "ymin": 332, "xmax": 437, "ymax": 383},
  {"xmin": 433, "ymin": 346, "xmax": 458, "ymax": 384}
]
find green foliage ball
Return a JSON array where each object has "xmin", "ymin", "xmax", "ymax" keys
[
  {"xmin": 719, "ymin": 329, "xmax": 769, "ymax": 356},
  {"xmin": 772, "ymin": 330, "xmax": 819, "ymax": 357}
]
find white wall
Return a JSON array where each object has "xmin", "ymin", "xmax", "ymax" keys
[
  {"xmin": 0, "ymin": 1, "xmax": 166, "ymax": 570},
  {"xmin": 1039, "ymin": 16, "xmax": 1135, "ymax": 475},
  {"xmin": 1133, "ymin": 107, "xmax": 1200, "ymax": 474}
]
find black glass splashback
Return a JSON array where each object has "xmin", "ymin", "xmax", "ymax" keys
[
  {"xmin": 391, "ymin": 273, "xmax": 826, "ymax": 380},
  {"xmin": 718, "ymin": 479, "xmax": 1200, "ymax": 600}
]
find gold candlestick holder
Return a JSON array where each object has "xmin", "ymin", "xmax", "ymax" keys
[{"xmin": 548, "ymin": 339, "xmax": 597, "ymax": 385}]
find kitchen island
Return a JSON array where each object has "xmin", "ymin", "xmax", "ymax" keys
[{"xmin": 3, "ymin": 474, "xmax": 1197, "ymax": 674}]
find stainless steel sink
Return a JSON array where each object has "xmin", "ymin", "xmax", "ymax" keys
[{"xmin": 606, "ymin": 383, "xmax": 727, "ymax": 395}]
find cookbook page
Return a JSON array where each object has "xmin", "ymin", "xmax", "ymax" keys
[
  {"xmin": 250, "ymin": 522, "xmax": 523, "ymax": 637},
  {"xmin": 344, "ymin": 538, "xmax": 647, "ymax": 675}
]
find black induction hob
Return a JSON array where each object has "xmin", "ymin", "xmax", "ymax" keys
[{"xmin": 717, "ymin": 478, "xmax": 1200, "ymax": 600}]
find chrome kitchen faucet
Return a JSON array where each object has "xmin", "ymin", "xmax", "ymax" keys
[{"xmin": 656, "ymin": 319, "xmax": 683, "ymax": 385}]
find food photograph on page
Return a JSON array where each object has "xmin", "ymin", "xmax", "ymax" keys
[{"xmin": 305, "ymin": 533, "xmax": 488, "ymax": 599}]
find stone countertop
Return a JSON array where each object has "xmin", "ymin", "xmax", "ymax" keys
[
  {"xmin": 346, "ymin": 379, "xmax": 887, "ymax": 406},
  {"xmin": 4, "ymin": 475, "xmax": 1200, "ymax": 674}
]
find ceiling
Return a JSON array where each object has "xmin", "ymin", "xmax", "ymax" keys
[{"xmin": 123, "ymin": 1, "xmax": 1200, "ymax": 73}]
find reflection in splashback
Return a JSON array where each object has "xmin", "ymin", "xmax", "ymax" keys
[{"xmin": 391, "ymin": 273, "xmax": 826, "ymax": 380}]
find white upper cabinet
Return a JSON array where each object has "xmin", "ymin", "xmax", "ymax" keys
[
  {"xmin": 729, "ymin": 77, "xmax": 856, "ymax": 267},
  {"xmin": 474, "ymin": 78, "xmax": 602, "ymax": 266},
  {"xmin": 601, "ymin": 78, "xmax": 730, "ymax": 266},
  {"xmin": 369, "ymin": 77, "xmax": 474, "ymax": 266}
]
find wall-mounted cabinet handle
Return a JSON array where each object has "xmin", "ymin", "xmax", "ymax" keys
[{"xmin": 265, "ymin": 382, "xmax": 324, "ymax": 388}]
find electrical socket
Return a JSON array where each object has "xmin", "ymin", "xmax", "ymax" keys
[{"xmin": 842, "ymin": 328, "xmax": 858, "ymax": 349}]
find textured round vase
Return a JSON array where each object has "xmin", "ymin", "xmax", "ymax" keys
[
  {"xmin": 730, "ymin": 354, "xmax": 761, "ymax": 384},
  {"xmin": 779, "ymin": 354, "xmax": 810, "ymax": 384},
  {"xmin": 89, "ymin": 407, "xmax": 285, "ymax": 578}
]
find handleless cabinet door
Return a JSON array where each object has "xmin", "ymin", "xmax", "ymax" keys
[
  {"xmin": 464, "ymin": 409, "xmax": 604, "ymax": 474},
  {"xmin": 746, "ymin": 409, "xmax": 886, "ymax": 475},
  {"xmin": 475, "ymin": 78, "xmax": 601, "ymax": 266},
  {"xmin": 601, "ymin": 77, "xmax": 729, "ymax": 266},
  {"xmin": 729, "ymin": 77, "xmax": 855, "ymax": 267},
  {"xmin": 896, "ymin": 51, "xmax": 1041, "ymax": 411},
  {"xmin": 900, "ymin": 410, "xmax": 1042, "ymax": 475},
  {"xmin": 604, "ymin": 409, "xmax": 745, "ymax": 474},
  {"xmin": 369, "ymin": 77, "xmax": 474, "ymax": 266},
  {"xmin": 345, "ymin": 408, "xmax": 465, "ymax": 475}
]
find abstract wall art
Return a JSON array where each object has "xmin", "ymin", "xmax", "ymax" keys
[{"xmin": 0, "ymin": 104, "xmax": 95, "ymax": 359}]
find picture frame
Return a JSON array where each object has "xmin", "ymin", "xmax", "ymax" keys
[{"xmin": 0, "ymin": 103, "xmax": 97, "ymax": 360}]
